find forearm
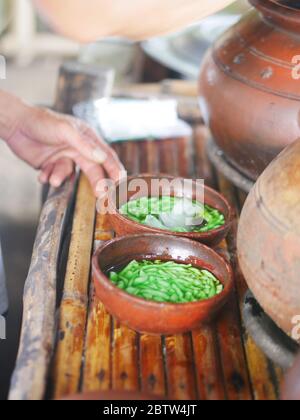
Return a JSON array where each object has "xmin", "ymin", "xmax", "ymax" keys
[
  {"xmin": 0, "ymin": 90, "xmax": 29, "ymax": 142},
  {"xmin": 33, "ymin": 0, "xmax": 235, "ymax": 42}
]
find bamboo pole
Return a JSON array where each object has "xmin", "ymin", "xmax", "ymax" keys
[
  {"xmin": 53, "ymin": 175, "xmax": 96, "ymax": 399},
  {"xmin": 9, "ymin": 180, "xmax": 74, "ymax": 400},
  {"xmin": 82, "ymin": 212, "xmax": 114, "ymax": 392}
]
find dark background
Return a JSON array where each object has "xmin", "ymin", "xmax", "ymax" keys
[{"xmin": 0, "ymin": 219, "xmax": 36, "ymax": 400}]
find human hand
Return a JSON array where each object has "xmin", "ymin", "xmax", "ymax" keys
[{"xmin": 5, "ymin": 101, "xmax": 125, "ymax": 195}]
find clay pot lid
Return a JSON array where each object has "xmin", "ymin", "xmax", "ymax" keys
[
  {"xmin": 250, "ymin": 0, "xmax": 300, "ymax": 33},
  {"xmin": 256, "ymin": 139, "xmax": 300, "ymax": 234}
]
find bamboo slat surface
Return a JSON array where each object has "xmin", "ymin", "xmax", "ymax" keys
[
  {"xmin": 53, "ymin": 175, "xmax": 96, "ymax": 398},
  {"xmin": 9, "ymin": 180, "xmax": 75, "ymax": 401},
  {"xmin": 9, "ymin": 62, "xmax": 114, "ymax": 401},
  {"xmin": 51, "ymin": 127, "xmax": 282, "ymax": 400}
]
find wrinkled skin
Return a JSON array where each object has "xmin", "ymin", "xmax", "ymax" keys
[{"xmin": 0, "ymin": 91, "xmax": 125, "ymax": 195}]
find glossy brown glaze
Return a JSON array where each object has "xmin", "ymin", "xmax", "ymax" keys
[
  {"xmin": 237, "ymin": 139, "xmax": 300, "ymax": 343},
  {"xmin": 282, "ymin": 353, "xmax": 300, "ymax": 400},
  {"xmin": 199, "ymin": 0, "xmax": 300, "ymax": 181},
  {"xmin": 107, "ymin": 174, "xmax": 233, "ymax": 247},
  {"xmin": 92, "ymin": 234, "xmax": 234, "ymax": 335}
]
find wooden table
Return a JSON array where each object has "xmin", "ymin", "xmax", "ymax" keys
[{"xmin": 8, "ymin": 64, "xmax": 283, "ymax": 401}]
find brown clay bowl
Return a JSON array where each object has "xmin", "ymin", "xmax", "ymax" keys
[
  {"xmin": 92, "ymin": 234, "xmax": 234, "ymax": 335},
  {"xmin": 107, "ymin": 174, "xmax": 233, "ymax": 248}
]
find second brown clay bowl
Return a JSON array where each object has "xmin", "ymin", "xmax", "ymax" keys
[
  {"xmin": 92, "ymin": 234, "xmax": 234, "ymax": 335},
  {"xmin": 106, "ymin": 174, "xmax": 233, "ymax": 247}
]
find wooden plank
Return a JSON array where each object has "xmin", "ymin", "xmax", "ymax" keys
[
  {"xmin": 111, "ymin": 320, "xmax": 139, "ymax": 391},
  {"xmin": 138, "ymin": 139, "xmax": 167, "ymax": 398},
  {"xmin": 157, "ymin": 136, "xmax": 198, "ymax": 400},
  {"xmin": 140, "ymin": 334, "xmax": 166, "ymax": 397},
  {"xmin": 79, "ymin": 143, "xmax": 140, "ymax": 396},
  {"xmin": 188, "ymin": 127, "xmax": 227, "ymax": 401},
  {"xmin": 53, "ymin": 175, "xmax": 96, "ymax": 399},
  {"xmin": 159, "ymin": 138, "xmax": 179, "ymax": 176},
  {"xmin": 165, "ymin": 334, "xmax": 197, "ymax": 400},
  {"xmin": 214, "ymin": 295, "xmax": 253, "ymax": 400},
  {"xmin": 177, "ymin": 135, "xmax": 194, "ymax": 178},
  {"xmin": 138, "ymin": 140, "xmax": 160, "ymax": 174},
  {"xmin": 208, "ymin": 177, "xmax": 252, "ymax": 400},
  {"xmin": 138, "ymin": 141, "xmax": 148, "ymax": 174},
  {"xmin": 9, "ymin": 180, "xmax": 75, "ymax": 400},
  {"xmin": 146, "ymin": 140, "xmax": 161, "ymax": 174},
  {"xmin": 192, "ymin": 327, "xmax": 226, "ymax": 400},
  {"xmin": 193, "ymin": 125, "xmax": 216, "ymax": 188},
  {"xmin": 82, "ymin": 211, "xmax": 114, "ymax": 393},
  {"xmin": 54, "ymin": 61, "xmax": 113, "ymax": 114},
  {"xmin": 109, "ymin": 142, "xmax": 140, "ymax": 393},
  {"xmin": 119, "ymin": 141, "xmax": 140, "ymax": 175},
  {"xmin": 94, "ymin": 207, "xmax": 114, "ymax": 245},
  {"xmin": 82, "ymin": 292, "xmax": 112, "ymax": 392},
  {"xmin": 217, "ymin": 172, "xmax": 282, "ymax": 400},
  {"xmin": 113, "ymin": 80, "xmax": 198, "ymax": 98},
  {"xmin": 243, "ymin": 334, "xmax": 282, "ymax": 400}
]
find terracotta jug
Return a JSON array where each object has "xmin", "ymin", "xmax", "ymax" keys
[
  {"xmin": 199, "ymin": 0, "xmax": 300, "ymax": 181},
  {"xmin": 237, "ymin": 139, "xmax": 300, "ymax": 343}
]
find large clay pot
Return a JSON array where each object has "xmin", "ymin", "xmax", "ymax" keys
[
  {"xmin": 199, "ymin": 0, "xmax": 300, "ymax": 181},
  {"xmin": 237, "ymin": 139, "xmax": 300, "ymax": 343}
]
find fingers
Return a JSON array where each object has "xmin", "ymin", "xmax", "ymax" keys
[
  {"xmin": 39, "ymin": 158, "xmax": 74, "ymax": 188},
  {"xmin": 42, "ymin": 148, "xmax": 109, "ymax": 196},
  {"xmin": 81, "ymin": 126, "xmax": 126, "ymax": 181},
  {"xmin": 72, "ymin": 121, "xmax": 126, "ymax": 181},
  {"xmin": 60, "ymin": 117, "xmax": 108, "ymax": 164},
  {"xmin": 73, "ymin": 154, "xmax": 106, "ymax": 196},
  {"xmin": 40, "ymin": 110, "xmax": 126, "ymax": 182},
  {"xmin": 50, "ymin": 158, "xmax": 74, "ymax": 187},
  {"xmin": 39, "ymin": 151, "xmax": 116, "ymax": 197},
  {"xmin": 36, "ymin": 112, "xmax": 126, "ymax": 195},
  {"xmin": 45, "ymin": 139, "xmax": 126, "ymax": 183},
  {"xmin": 39, "ymin": 162, "xmax": 55, "ymax": 184}
]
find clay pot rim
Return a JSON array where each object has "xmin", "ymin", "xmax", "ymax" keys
[
  {"xmin": 250, "ymin": 0, "xmax": 300, "ymax": 28},
  {"xmin": 107, "ymin": 173, "xmax": 234, "ymax": 241},
  {"xmin": 251, "ymin": 0, "xmax": 300, "ymax": 14},
  {"xmin": 92, "ymin": 233, "xmax": 234, "ymax": 311}
]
